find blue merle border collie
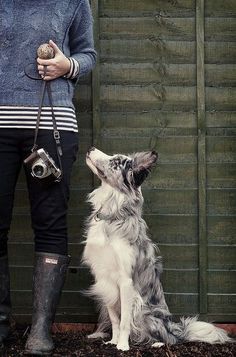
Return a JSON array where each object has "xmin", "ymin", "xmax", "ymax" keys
[{"xmin": 82, "ymin": 147, "xmax": 232, "ymax": 351}]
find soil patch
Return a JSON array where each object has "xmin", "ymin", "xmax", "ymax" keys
[{"xmin": 2, "ymin": 325, "xmax": 236, "ymax": 356}]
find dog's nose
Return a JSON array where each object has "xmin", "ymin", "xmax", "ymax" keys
[{"xmin": 87, "ymin": 146, "xmax": 96, "ymax": 154}]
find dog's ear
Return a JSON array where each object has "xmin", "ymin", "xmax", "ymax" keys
[{"xmin": 132, "ymin": 151, "xmax": 158, "ymax": 187}]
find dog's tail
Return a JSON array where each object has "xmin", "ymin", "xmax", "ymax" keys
[
  {"xmin": 138, "ymin": 311, "xmax": 233, "ymax": 345},
  {"xmin": 168, "ymin": 316, "xmax": 233, "ymax": 344}
]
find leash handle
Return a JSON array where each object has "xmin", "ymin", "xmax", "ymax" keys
[{"xmin": 31, "ymin": 44, "xmax": 55, "ymax": 152}]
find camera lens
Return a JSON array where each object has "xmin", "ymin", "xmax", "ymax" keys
[
  {"xmin": 33, "ymin": 165, "xmax": 45, "ymax": 177},
  {"xmin": 31, "ymin": 159, "xmax": 49, "ymax": 178}
]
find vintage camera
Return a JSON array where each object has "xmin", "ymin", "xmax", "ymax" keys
[{"xmin": 24, "ymin": 148, "xmax": 62, "ymax": 182}]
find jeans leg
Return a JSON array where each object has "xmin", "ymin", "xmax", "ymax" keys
[
  {"xmin": 0, "ymin": 130, "xmax": 22, "ymax": 256},
  {"xmin": 23, "ymin": 130, "xmax": 78, "ymax": 255}
]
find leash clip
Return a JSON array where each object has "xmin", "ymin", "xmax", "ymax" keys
[
  {"xmin": 31, "ymin": 144, "xmax": 38, "ymax": 153},
  {"xmin": 53, "ymin": 130, "xmax": 60, "ymax": 140}
]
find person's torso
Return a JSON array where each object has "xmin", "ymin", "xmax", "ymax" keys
[{"xmin": 0, "ymin": 0, "xmax": 80, "ymax": 107}]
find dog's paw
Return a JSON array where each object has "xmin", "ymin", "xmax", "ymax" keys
[
  {"xmin": 104, "ymin": 339, "xmax": 118, "ymax": 345},
  {"xmin": 87, "ymin": 332, "xmax": 109, "ymax": 339},
  {"xmin": 117, "ymin": 342, "xmax": 130, "ymax": 351},
  {"xmin": 152, "ymin": 342, "xmax": 165, "ymax": 348}
]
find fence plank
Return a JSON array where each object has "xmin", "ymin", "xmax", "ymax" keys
[
  {"xmin": 101, "ymin": 63, "xmax": 236, "ymax": 86},
  {"xmin": 99, "ymin": 137, "xmax": 198, "ymax": 163},
  {"xmin": 207, "ymin": 137, "xmax": 236, "ymax": 163},
  {"xmin": 208, "ymin": 246, "xmax": 236, "ymax": 270},
  {"xmin": 100, "ymin": 17, "xmax": 195, "ymax": 40},
  {"xmin": 100, "ymin": 17, "xmax": 236, "ymax": 42},
  {"xmin": 100, "ymin": 85, "xmax": 196, "ymax": 111},
  {"xmin": 101, "ymin": 111, "xmax": 197, "ymax": 129},
  {"xmin": 207, "ymin": 163, "xmax": 236, "ymax": 188},
  {"xmin": 148, "ymin": 164, "xmax": 197, "ymax": 189},
  {"xmin": 207, "ymin": 189, "xmax": 236, "ymax": 215},
  {"xmin": 208, "ymin": 295, "xmax": 236, "ymax": 315},
  {"xmin": 205, "ymin": 0, "xmax": 236, "ymax": 17},
  {"xmin": 206, "ymin": 64, "xmax": 236, "ymax": 86},
  {"xmin": 205, "ymin": 42, "xmax": 236, "ymax": 64},
  {"xmin": 100, "ymin": 0, "xmax": 195, "ymax": 18},
  {"xmin": 100, "ymin": 63, "xmax": 196, "ymax": 86},
  {"xmin": 208, "ymin": 216, "xmax": 236, "ymax": 245},
  {"xmin": 205, "ymin": 18, "xmax": 236, "ymax": 41},
  {"xmin": 206, "ymin": 111, "xmax": 236, "ymax": 128},
  {"xmin": 100, "ymin": 40, "xmax": 195, "ymax": 63},
  {"xmin": 146, "ymin": 215, "xmax": 198, "ymax": 244}
]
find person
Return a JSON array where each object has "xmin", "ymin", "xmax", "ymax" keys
[{"xmin": 0, "ymin": 0, "xmax": 96, "ymax": 355}]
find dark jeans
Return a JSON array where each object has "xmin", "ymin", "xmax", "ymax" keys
[{"xmin": 0, "ymin": 129, "xmax": 78, "ymax": 257}]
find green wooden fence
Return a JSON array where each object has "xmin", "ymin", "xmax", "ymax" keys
[{"xmin": 10, "ymin": 0, "xmax": 236, "ymax": 323}]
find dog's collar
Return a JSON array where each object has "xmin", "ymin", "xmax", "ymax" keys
[
  {"xmin": 95, "ymin": 212, "xmax": 113, "ymax": 222},
  {"xmin": 93, "ymin": 207, "xmax": 117, "ymax": 222}
]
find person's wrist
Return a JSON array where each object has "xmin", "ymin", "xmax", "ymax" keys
[
  {"xmin": 63, "ymin": 57, "xmax": 71, "ymax": 77},
  {"xmin": 63, "ymin": 57, "xmax": 80, "ymax": 79}
]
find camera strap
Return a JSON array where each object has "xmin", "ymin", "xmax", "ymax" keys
[
  {"xmin": 31, "ymin": 79, "xmax": 47, "ymax": 152},
  {"xmin": 31, "ymin": 70, "xmax": 63, "ymax": 177},
  {"xmin": 46, "ymin": 82, "xmax": 63, "ymax": 167}
]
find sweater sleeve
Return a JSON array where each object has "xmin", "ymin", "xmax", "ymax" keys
[{"xmin": 68, "ymin": 0, "xmax": 97, "ymax": 79}]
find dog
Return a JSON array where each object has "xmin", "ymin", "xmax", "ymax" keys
[{"xmin": 82, "ymin": 147, "xmax": 232, "ymax": 351}]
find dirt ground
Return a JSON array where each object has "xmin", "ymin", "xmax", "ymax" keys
[{"xmin": 1, "ymin": 325, "xmax": 236, "ymax": 357}]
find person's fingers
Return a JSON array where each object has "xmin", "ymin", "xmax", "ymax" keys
[
  {"xmin": 38, "ymin": 65, "xmax": 46, "ymax": 73},
  {"xmin": 39, "ymin": 67, "xmax": 59, "ymax": 80},
  {"xmin": 37, "ymin": 58, "xmax": 54, "ymax": 66},
  {"xmin": 48, "ymin": 40, "xmax": 62, "ymax": 55},
  {"xmin": 38, "ymin": 64, "xmax": 54, "ymax": 74},
  {"xmin": 41, "ymin": 75, "xmax": 52, "ymax": 81}
]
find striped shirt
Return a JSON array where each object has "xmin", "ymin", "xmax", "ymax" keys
[
  {"xmin": 64, "ymin": 57, "xmax": 80, "ymax": 79},
  {"xmin": 0, "ymin": 106, "xmax": 78, "ymax": 132}
]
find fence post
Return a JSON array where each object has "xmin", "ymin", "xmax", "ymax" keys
[
  {"xmin": 91, "ymin": 0, "xmax": 101, "ymax": 149},
  {"xmin": 196, "ymin": 0, "xmax": 208, "ymax": 319}
]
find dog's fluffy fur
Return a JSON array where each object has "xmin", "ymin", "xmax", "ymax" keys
[{"xmin": 82, "ymin": 147, "xmax": 232, "ymax": 351}]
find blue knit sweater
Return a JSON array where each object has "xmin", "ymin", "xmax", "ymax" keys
[{"xmin": 0, "ymin": 0, "xmax": 97, "ymax": 108}]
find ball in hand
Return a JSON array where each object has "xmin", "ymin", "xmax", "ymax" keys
[{"xmin": 37, "ymin": 43, "xmax": 54, "ymax": 59}]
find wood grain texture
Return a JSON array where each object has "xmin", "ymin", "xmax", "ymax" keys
[{"xmin": 100, "ymin": 0, "xmax": 195, "ymax": 18}]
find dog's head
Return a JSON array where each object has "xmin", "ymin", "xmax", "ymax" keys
[{"xmin": 86, "ymin": 147, "xmax": 158, "ymax": 192}]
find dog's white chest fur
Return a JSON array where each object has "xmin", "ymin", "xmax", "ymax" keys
[{"xmin": 83, "ymin": 220, "xmax": 135, "ymax": 283}]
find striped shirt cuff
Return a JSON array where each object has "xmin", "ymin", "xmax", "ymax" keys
[{"xmin": 63, "ymin": 57, "xmax": 80, "ymax": 79}]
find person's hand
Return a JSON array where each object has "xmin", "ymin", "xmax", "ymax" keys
[{"xmin": 37, "ymin": 40, "xmax": 70, "ymax": 80}]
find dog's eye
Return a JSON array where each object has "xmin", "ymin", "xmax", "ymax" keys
[{"xmin": 123, "ymin": 160, "xmax": 132, "ymax": 171}]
